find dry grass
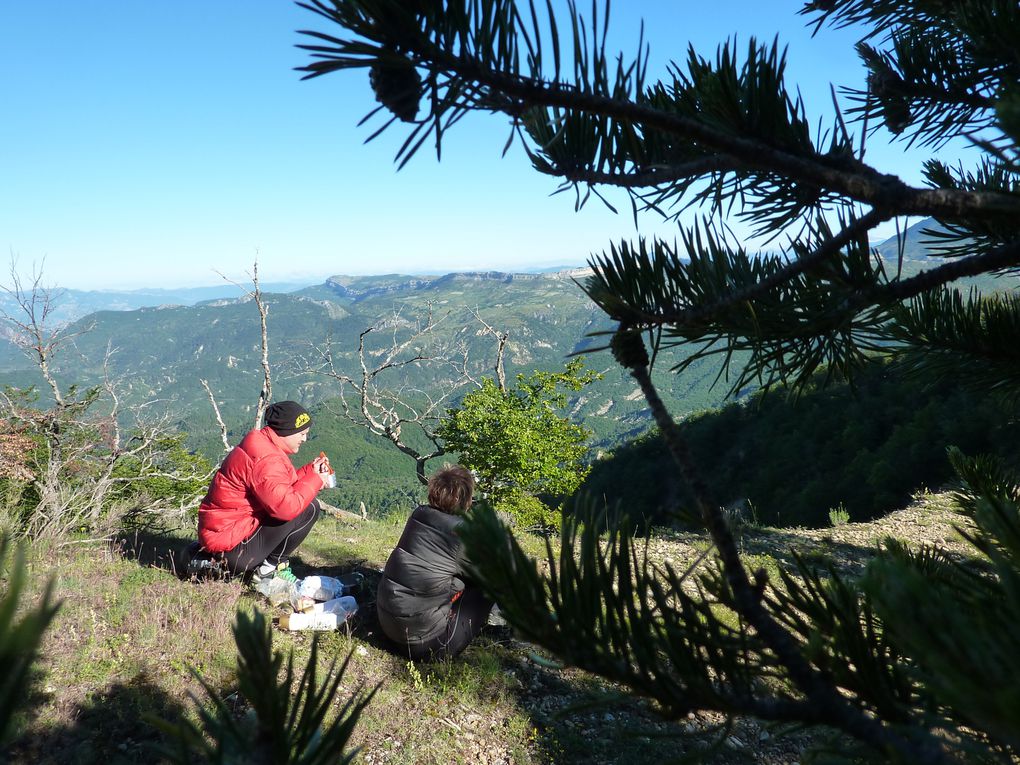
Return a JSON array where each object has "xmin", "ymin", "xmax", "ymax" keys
[{"xmin": 3, "ymin": 492, "xmax": 979, "ymax": 764}]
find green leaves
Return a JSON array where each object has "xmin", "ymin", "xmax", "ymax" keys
[{"xmin": 438, "ymin": 358, "xmax": 598, "ymax": 527}]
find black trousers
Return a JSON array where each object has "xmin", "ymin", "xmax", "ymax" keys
[
  {"xmin": 221, "ymin": 500, "xmax": 320, "ymax": 575},
  {"xmin": 405, "ymin": 585, "xmax": 495, "ymax": 661}
]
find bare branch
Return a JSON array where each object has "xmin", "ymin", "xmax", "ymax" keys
[
  {"xmin": 200, "ymin": 379, "xmax": 231, "ymax": 454},
  {"xmin": 1, "ymin": 258, "xmax": 88, "ymax": 408},
  {"xmin": 214, "ymin": 257, "xmax": 273, "ymax": 428},
  {"xmin": 468, "ymin": 307, "xmax": 509, "ymax": 393},
  {"xmin": 307, "ymin": 304, "xmax": 509, "ymax": 485}
]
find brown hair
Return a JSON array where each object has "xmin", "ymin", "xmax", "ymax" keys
[{"xmin": 427, "ymin": 464, "xmax": 475, "ymax": 514}]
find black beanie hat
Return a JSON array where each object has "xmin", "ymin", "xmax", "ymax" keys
[{"xmin": 264, "ymin": 401, "xmax": 312, "ymax": 436}]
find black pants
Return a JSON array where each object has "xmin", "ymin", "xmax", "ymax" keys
[
  {"xmin": 222, "ymin": 500, "xmax": 320, "ymax": 575},
  {"xmin": 406, "ymin": 586, "xmax": 494, "ymax": 661}
]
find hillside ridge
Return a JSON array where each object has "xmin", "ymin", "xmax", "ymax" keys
[{"xmin": 320, "ymin": 267, "xmax": 593, "ymax": 301}]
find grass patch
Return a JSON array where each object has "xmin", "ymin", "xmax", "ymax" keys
[{"xmin": 9, "ymin": 503, "xmax": 923, "ymax": 764}]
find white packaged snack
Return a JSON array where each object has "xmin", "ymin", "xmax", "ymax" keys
[{"xmin": 281, "ymin": 596, "xmax": 358, "ymax": 630}]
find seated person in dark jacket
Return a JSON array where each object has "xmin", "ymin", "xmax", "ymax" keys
[{"xmin": 376, "ymin": 465, "xmax": 494, "ymax": 660}]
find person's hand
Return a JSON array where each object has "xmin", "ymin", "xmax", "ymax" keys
[{"xmin": 313, "ymin": 453, "xmax": 335, "ymax": 489}]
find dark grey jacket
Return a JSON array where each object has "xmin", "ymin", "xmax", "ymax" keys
[{"xmin": 376, "ymin": 505, "xmax": 468, "ymax": 647}]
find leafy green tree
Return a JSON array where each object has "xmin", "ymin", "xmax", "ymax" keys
[
  {"xmin": 438, "ymin": 358, "xmax": 598, "ymax": 527},
  {"xmin": 299, "ymin": 1, "xmax": 1020, "ymax": 761}
]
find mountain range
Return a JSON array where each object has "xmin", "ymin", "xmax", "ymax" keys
[
  {"xmin": 0, "ymin": 264, "xmax": 728, "ymax": 450},
  {"xmin": 1, "ymin": 218, "xmax": 1016, "ymax": 514}
]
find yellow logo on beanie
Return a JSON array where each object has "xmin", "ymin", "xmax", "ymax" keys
[{"xmin": 295, "ymin": 413, "xmax": 311, "ymax": 429}]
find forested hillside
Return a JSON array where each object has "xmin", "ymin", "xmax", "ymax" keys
[
  {"xmin": 584, "ymin": 356, "xmax": 1019, "ymax": 528},
  {"xmin": 0, "ymin": 269, "xmax": 733, "ymax": 513},
  {"xmin": 3, "ymin": 219, "xmax": 1017, "ymax": 517}
]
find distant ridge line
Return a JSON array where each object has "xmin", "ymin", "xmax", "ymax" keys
[{"xmin": 323, "ymin": 267, "xmax": 593, "ymax": 299}]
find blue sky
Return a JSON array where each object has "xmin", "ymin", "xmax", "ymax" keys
[{"xmin": 0, "ymin": 2, "xmax": 974, "ymax": 290}]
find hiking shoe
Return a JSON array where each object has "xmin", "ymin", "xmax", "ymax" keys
[
  {"xmin": 251, "ymin": 560, "xmax": 299, "ymax": 585},
  {"xmin": 487, "ymin": 604, "xmax": 508, "ymax": 627},
  {"xmin": 182, "ymin": 541, "xmax": 228, "ymax": 581}
]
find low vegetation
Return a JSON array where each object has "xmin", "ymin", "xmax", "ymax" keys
[
  {"xmin": 2, "ymin": 490, "xmax": 979, "ymax": 764},
  {"xmin": 4, "ymin": 0, "xmax": 1020, "ymax": 762}
]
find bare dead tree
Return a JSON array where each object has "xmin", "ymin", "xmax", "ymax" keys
[
  {"xmin": 1, "ymin": 261, "xmax": 211, "ymax": 538},
  {"xmin": 1, "ymin": 260, "xmax": 93, "ymax": 410},
  {"xmin": 214, "ymin": 258, "xmax": 273, "ymax": 430},
  {"xmin": 200, "ymin": 378, "xmax": 232, "ymax": 454},
  {"xmin": 309, "ymin": 303, "xmax": 508, "ymax": 484},
  {"xmin": 469, "ymin": 307, "xmax": 509, "ymax": 393}
]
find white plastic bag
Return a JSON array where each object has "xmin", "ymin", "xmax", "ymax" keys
[
  {"xmin": 297, "ymin": 575, "xmax": 345, "ymax": 601},
  {"xmin": 307, "ymin": 595, "xmax": 358, "ymax": 618}
]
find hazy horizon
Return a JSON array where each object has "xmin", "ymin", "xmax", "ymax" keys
[{"xmin": 2, "ymin": 2, "xmax": 972, "ymax": 292}]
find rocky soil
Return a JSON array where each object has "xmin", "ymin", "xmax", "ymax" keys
[{"xmin": 459, "ymin": 491, "xmax": 974, "ymax": 765}]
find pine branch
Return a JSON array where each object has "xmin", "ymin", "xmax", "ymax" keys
[
  {"xmin": 609, "ymin": 329, "xmax": 958, "ymax": 764},
  {"xmin": 297, "ymin": 2, "xmax": 1020, "ymax": 224},
  {"xmin": 544, "ymin": 156, "xmax": 744, "ymax": 188},
  {"xmin": 584, "ymin": 208, "xmax": 890, "ymax": 330},
  {"xmin": 884, "ymin": 289, "xmax": 1020, "ymax": 404}
]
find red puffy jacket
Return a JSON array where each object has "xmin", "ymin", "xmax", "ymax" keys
[{"xmin": 198, "ymin": 426, "xmax": 322, "ymax": 552}]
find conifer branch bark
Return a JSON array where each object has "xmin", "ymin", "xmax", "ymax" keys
[
  {"xmin": 301, "ymin": 26, "xmax": 1020, "ymax": 223},
  {"xmin": 613, "ymin": 327, "xmax": 956, "ymax": 764}
]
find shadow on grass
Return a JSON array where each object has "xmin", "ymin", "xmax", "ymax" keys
[
  {"xmin": 114, "ymin": 527, "xmax": 393, "ymax": 653},
  {"xmin": 113, "ymin": 528, "xmax": 196, "ymax": 578},
  {"xmin": 4, "ymin": 671, "xmax": 189, "ymax": 765},
  {"xmin": 733, "ymin": 525, "xmax": 890, "ymax": 577},
  {"xmin": 473, "ymin": 635, "xmax": 817, "ymax": 765}
]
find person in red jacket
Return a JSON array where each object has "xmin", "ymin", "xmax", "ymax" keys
[{"xmin": 195, "ymin": 400, "xmax": 331, "ymax": 583}]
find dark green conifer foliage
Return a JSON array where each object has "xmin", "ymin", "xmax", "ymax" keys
[
  {"xmin": 0, "ymin": 537, "xmax": 59, "ymax": 748},
  {"xmin": 299, "ymin": 1, "xmax": 1020, "ymax": 761},
  {"xmin": 153, "ymin": 610, "xmax": 375, "ymax": 765}
]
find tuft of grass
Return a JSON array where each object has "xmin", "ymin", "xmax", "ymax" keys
[{"xmin": 828, "ymin": 503, "xmax": 851, "ymax": 528}]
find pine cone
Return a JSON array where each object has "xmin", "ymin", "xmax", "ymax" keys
[
  {"xmin": 369, "ymin": 58, "xmax": 422, "ymax": 123},
  {"xmin": 610, "ymin": 328, "xmax": 649, "ymax": 370},
  {"xmin": 869, "ymin": 70, "xmax": 911, "ymax": 135}
]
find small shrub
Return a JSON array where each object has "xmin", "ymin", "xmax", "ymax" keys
[
  {"xmin": 495, "ymin": 489, "xmax": 562, "ymax": 532},
  {"xmin": 828, "ymin": 503, "xmax": 851, "ymax": 528}
]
